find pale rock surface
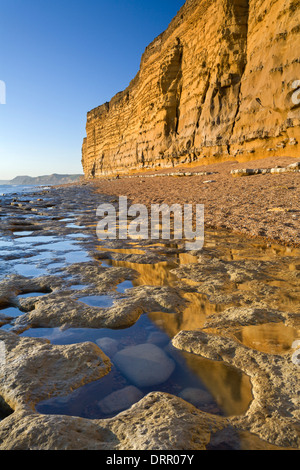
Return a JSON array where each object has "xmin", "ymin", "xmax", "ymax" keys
[
  {"xmin": 0, "ymin": 393, "xmax": 287, "ymax": 450},
  {"xmin": 203, "ymin": 306, "xmax": 285, "ymax": 330},
  {"xmin": 113, "ymin": 343, "xmax": 176, "ymax": 387},
  {"xmin": 0, "ymin": 330, "xmax": 111, "ymax": 411}
]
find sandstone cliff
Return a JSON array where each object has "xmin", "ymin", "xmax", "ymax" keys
[{"xmin": 82, "ymin": 0, "xmax": 300, "ymax": 178}]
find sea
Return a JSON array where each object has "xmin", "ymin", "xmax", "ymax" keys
[{"xmin": 0, "ymin": 184, "xmax": 49, "ymax": 196}]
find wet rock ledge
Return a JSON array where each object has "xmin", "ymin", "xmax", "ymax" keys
[{"xmin": 0, "ymin": 183, "xmax": 299, "ymax": 450}]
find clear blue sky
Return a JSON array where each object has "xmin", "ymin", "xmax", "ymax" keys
[{"xmin": 0, "ymin": 0, "xmax": 185, "ymax": 180}]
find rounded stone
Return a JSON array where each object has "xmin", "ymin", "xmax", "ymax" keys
[
  {"xmin": 113, "ymin": 343, "xmax": 176, "ymax": 387},
  {"xmin": 96, "ymin": 337, "xmax": 118, "ymax": 357},
  {"xmin": 147, "ymin": 331, "xmax": 169, "ymax": 347},
  {"xmin": 98, "ymin": 386, "xmax": 144, "ymax": 415},
  {"xmin": 178, "ymin": 387, "xmax": 214, "ymax": 407}
]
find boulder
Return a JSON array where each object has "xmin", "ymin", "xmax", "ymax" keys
[
  {"xmin": 146, "ymin": 331, "xmax": 169, "ymax": 347},
  {"xmin": 113, "ymin": 343, "xmax": 175, "ymax": 387},
  {"xmin": 98, "ymin": 386, "xmax": 144, "ymax": 415},
  {"xmin": 96, "ymin": 337, "xmax": 118, "ymax": 357},
  {"xmin": 178, "ymin": 388, "xmax": 214, "ymax": 407}
]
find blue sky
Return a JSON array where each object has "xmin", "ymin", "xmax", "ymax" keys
[{"xmin": 0, "ymin": 0, "xmax": 185, "ymax": 180}]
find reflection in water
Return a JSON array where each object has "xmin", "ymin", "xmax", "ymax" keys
[
  {"xmin": 77, "ymin": 295, "xmax": 114, "ymax": 308},
  {"xmin": 149, "ymin": 292, "xmax": 225, "ymax": 337},
  {"xmin": 202, "ymin": 229, "xmax": 300, "ymax": 261},
  {"xmin": 11, "ymin": 221, "xmax": 300, "ymax": 433},
  {"xmin": 89, "ymin": 246, "xmax": 254, "ymax": 418},
  {"xmin": 14, "ymin": 264, "xmax": 48, "ymax": 278},
  {"xmin": 97, "ymin": 247, "xmax": 146, "ymax": 255},
  {"xmin": 0, "ymin": 307, "xmax": 22, "ymax": 318},
  {"xmin": 91, "ymin": 230, "xmax": 300, "ymax": 421},
  {"xmin": 117, "ymin": 280, "xmax": 134, "ymax": 293},
  {"xmin": 178, "ymin": 351, "xmax": 253, "ymax": 417},
  {"xmin": 18, "ymin": 292, "xmax": 49, "ymax": 299},
  {"xmin": 104, "ymin": 258, "xmax": 178, "ymax": 287}
]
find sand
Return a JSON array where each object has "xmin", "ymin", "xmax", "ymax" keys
[{"xmin": 90, "ymin": 156, "xmax": 300, "ymax": 247}]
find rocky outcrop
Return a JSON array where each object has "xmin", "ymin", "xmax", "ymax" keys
[
  {"xmin": 231, "ymin": 161, "xmax": 300, "ymax": 176},
  {"xmin": 82, "ymin": 0, "xmax": 300, "ymax": 178}
]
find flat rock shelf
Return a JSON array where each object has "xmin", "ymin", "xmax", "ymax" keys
[{"xmin": 0, "ymin": 183, "xmax": 299, "ymax": 450}]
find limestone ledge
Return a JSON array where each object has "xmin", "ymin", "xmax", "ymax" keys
[
  {"xmin": 0, "ymin": 330, "xmax": 111, "ymax": 413},
  {"xmin": 231, "ymin": 161, "xmax": 300, "ymax": 176},
  {"xmin": 0, "ymin": 327, "xmax": 294, "ymax": 450}
]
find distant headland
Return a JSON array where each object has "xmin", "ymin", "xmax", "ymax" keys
[{"xmin": 0, "ymin": 174, "xmax": 83, "ymax": 186}]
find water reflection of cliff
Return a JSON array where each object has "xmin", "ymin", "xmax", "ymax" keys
[
  {"xmin": 177, "ymin": 350, "xmax": 253, "ymax": 417},
  {"xmin": 96, "ymin": 232, "xmax": 300, "ymax": 417},
  {"xmin": 101, "ymin": 256, "xmax": 253, "ymax": 416},
  {"xmin": 234, "ymin": 322, "xmax": 300, "ymax": 355},
  {"xmin": 148, "ymin": 292, "xmax": 224, "ymax": 336},
  {"xmin": 106, "ymin": 258, "xmax": 178, "ymax": 287}
]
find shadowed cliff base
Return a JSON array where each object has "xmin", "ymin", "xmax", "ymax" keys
[{"xmin": 0, "ymin": 184, "xmax": 299, "ymax": 449}]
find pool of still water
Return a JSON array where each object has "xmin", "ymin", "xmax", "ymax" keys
[{"xmin": 25, "ymin": 311, "xmax": 253, "ymax": 420}]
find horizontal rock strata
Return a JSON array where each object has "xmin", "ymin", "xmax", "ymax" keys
[
  {"xmin": 82, "ymin": 0, "xmax": 300, "ymax": 177},
  {"xmin": 231, "ymin": 161, "xmax": 300, "ymax": 176}
]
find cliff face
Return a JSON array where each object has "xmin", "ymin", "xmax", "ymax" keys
[{"xmin": 82, "ymin": 0, "xmax": 300, "ymax": 178}]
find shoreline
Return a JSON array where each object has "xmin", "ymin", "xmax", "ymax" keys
[{"xmin": 84, "ymin": 156, "xmax": 300, "ymax": 248}]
